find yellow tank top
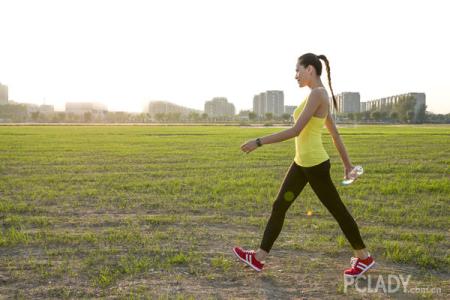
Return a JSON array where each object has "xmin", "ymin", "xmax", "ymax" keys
[{"xmin": 292, "ymin": 96, "xmax": 330, "ymax": 167}]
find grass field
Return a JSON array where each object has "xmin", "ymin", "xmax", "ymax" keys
[{"xmin": 0, "ymin": 124, "xmax": 449, "ymax": 299}]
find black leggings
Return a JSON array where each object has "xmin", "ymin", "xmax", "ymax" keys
[{"xmin": 260, "ymin": 159, "xmax": 366, "ymax": 252}]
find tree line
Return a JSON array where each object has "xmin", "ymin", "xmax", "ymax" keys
[{"xmin": 1, "ymin": 97, "xmax": 449, "ymax": 124}]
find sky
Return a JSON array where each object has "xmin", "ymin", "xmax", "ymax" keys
[{"xmin": 1, "ymin": 0, "xmax": 449, "ymax": 113}]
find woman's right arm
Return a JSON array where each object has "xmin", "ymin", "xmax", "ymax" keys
[{"xmin": 325, "ymin": 111, "xmax": 354, "ymax": 177}]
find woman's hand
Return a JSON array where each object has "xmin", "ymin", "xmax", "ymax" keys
[
  {"xmin": 240, "ymin": 139, "xmax": 259, "ymax": 154},
  {"xmin": 344, "ymin": 164, "xmax": 355, "ymax": 180}
]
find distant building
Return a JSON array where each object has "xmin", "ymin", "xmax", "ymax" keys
[
  {"xmin": 38, "ymin": 104, "xmax": 54, "ymax": 114},
  {"xmin": 267, "ymin": 90, "xmax": 284, "ymax": 116},
  {"xmin": 0, "ymin": 83, "xmax": 8, "ymax": 105},
  {"xmin": 252, "ymin": 90, "xmax": 284, "ymax": 117},
  {"xmin": 21, "ymin": 103, "xmax": 39, "ymax": 114},
  {"xmin": 65, "ymin": 102, "xmax": 108, "ymax": 117},
  {"xmin": 146, "ymin": 101, "xmax": 201, "ymax": 117},
  {"xmin": 3, "ymin": 101, "xmax": 54, "ymax": 116},
  {"xmin": 284, "ymin": 105, "xmax": 296, "ymax": 115},
  {"xmin": 204, "ymin": 97, "xmax": 235, "ymax": 117},
  {"xmin": 332, "ymin": 92, "xmax": 360, "ymax": 114},
  {"xmin": 360, "ymin": 101, "xmax": 367, "ymax": 113},
  {"xmin": 361, "ymin": 93, "xmax": 426, "ymax": 116},
  {"xmin": 238, "ymin": 110, "xmax": 251, "ymax": 120},
  {"xmin": 253, "ymin": 94, "xmax": 263, "ymax": 117}
]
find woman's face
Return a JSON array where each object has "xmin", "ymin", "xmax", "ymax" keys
[
  {"xmin": 295, "ymin": 63, "xmax": 307, "ymax": 87},
  {"xmin": 295, "ymin": 63, "xmax": 312, "ymax": 87}
]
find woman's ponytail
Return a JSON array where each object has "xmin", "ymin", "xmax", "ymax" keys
[{"xmin": 317, "ymin": 55, "xmax": 338, "ymax": 111}]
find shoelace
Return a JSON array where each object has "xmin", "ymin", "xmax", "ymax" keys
[
  {"xmin": 350, "ymin": 257, "xmax": 359, "ymax": 268},
  {"xmin": 350, "ymin": 255, "xmax": 372, "ymax": 268}
]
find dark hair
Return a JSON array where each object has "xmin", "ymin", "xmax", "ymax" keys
[{"xmin": 298, "ymin": 53, "xmax": 337, "ymax": 111}]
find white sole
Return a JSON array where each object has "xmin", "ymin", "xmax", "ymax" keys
[
  {"xmin": 232, "ymin": 248, "xmax": 262, "ymax": 272},
  {"xmin": 344, "ymin": 261, "xmax": 376, "ymax": 279}
]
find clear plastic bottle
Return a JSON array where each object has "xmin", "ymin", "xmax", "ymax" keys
[{"xmin": 341, "ymin": 165, "xmax": 364, "ymax": 186}]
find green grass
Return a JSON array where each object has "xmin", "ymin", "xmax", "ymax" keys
[{"xmin": 0, "ymin": 124, "xmax": 449, "ymax": 298}]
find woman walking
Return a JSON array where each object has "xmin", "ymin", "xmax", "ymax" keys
[{"xmin": 233, "ymin": 53, "xmax": 375, "ymax": 278}]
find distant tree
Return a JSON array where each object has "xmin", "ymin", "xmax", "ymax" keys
[
  {"xmin": 57, "ymin": 112, "xmax": 66, "ymax": 122},
  {"xmin": 167, "ymin": 112, "xmax": 181, "ymax": 122},
  {"xmin": 31, "ymin": 111, "xmax": 40, "ymax": 122},
  {"xmin": 0, "ymin": 104, "xmax": 27, "ymax": 122},
  {"xmin": 416, "ymin": 104, "xmax": 427, "ymax": 123},
  {"xmin": 106, "ymin": 111, "xmax": 128, "ymax": 123},
  {"xmin": 105, "ymin": 112, "xmax": 115, "ymax": 123},
  {"xmin": 407, "ymin": 110, "xmax": 415, "ymax": 123},
  {"xmin": 248, "ymin": 112, "xmax": 257, "ymax": 120},
  {"xmin": 201, "ymin": 113, "xmax": 208, "ymax": 120},
  {"xmin": 39, "ymin": 113, "xmax": 49, "ymax": 122},
  {"xmin": 371, "ymin": 111, "xmax": 381, "ymax": 121},
  {"xmin": 379, "ymin": 111, "xmax": 389, "ymax": 122},
  {"xmin": 137, "ymin": 113, "xmax": 147, "ymax": 123},
  {"xmin": 347, "ymin": 112, "xmax": 354, "ymax": 121},
  {"xmin": 390, "ymin": 111, "xmax": 399, "ymax": 123},
  {"xmin": 362, "ymin": 111, "xmax": 371, "ymax": 121},
  {"xmin": 403, "ymin": 96, "xmax": 416, "ymax": 112},
  {"xmin": 84, "ymin": 112, "xmax": 92, "ymax": 122},
  {"xmin": 50, "ymin": 114, "xmax": 58, "ymax": 123},
  {"xmin": 427, "ymin": 112, "xmax": 450, "ymax": 124},
  {"xmin": 425, "ymin": 111, "xmax": 450, "ymax": 123},
  {"xmin": 117, "ymin": 112, "xmax": 129, "ymax": 123},
  {"xmin": 188, "ymin": 112, "xmax": 200, "ymax": 122},
  {"xmin": 155, "ymin": 113, "xmax": 166, "ymax": 122},
  {"xmin": 264, "ymin": 112, "xmax": 273, "ymax": 120},
  {"xmin": 66, "ymin": 112, "xmax": 80, "ymax": 122},
  {"xmin": 395, "ymin": 95, "xmax": 416, "ymax": 122},
  {"xmin": 281, "ymin": 113, "xmax": 291, "ymax": 122}
]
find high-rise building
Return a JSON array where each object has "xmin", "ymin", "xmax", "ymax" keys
[
  {"xmin": 360, "ymin": 101, "xmax": 367, "ymax": 113},
  {"xmin": 0, "ymin": 83, "xmax": 8, "ymax": 105},
  {"xmin": 259, "ymin": 93, "xmax": 267, "ymax": 116},
  {"xmin": 267, "ymin": 90, "xmax": 284, "ymax": 116},
  {"xmin": 204, "ymin": 97, "xmax": 235, "ymax": 117},
  {"xmin": 253, "ymin": 95, "xmax": 261, "ymax": 117},
  {"xmin": 252, "ymin": 90, "xmax": 284, "ymax": 117},
  {"xmin": 332, "ymin": 92, "xmax": 360, "ymax": 114}
]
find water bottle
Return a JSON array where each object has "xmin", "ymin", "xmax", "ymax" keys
[{"xmin": 341, "ymin": 165, "xmax": 364, "ymax": 186}]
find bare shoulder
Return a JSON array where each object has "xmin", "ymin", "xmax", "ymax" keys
[
  {"xmin": 308, "ymin": 88, "xmax": 330, "ymax": 117},
  {"xmin": 309, "ymin": 87, "xmax": 329, "ymax": 104}
]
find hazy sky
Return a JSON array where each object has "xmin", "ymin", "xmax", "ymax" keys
[{"xmin": 1, "ymin": 0, "xmax": 449, "ymax": 113}]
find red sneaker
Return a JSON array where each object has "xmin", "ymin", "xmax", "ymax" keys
[
  {"xmin": 344, "ymin": 254, "xmax": 375, "ymax": 278},
  {"xmin": 232, "ymin": 246, "xmax": 264, "ymax": 272}
]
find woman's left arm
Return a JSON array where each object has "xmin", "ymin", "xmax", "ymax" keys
[{"xmin": 241, "ymin": 90, "xmax": 323, "ymax": 153}]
